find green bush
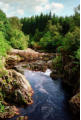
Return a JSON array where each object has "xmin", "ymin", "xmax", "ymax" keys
[
  {"xmin": 53, "ymin": 54, "xmax": 63, "ymax": 72},
  {"xmin": 0, "ymin": 32, "xmax": 11, "ymax": 57},
  {"xmin": 0, "ymin": 10, "xmax": 11, "ymax": 40},
  {"xmin": 39, "ymin": 31, "xmax": 52, "ymax": 49},
  {"xmin": 62, "ymin": 27, "xmax": 80, "ymax": 54},
  {"xmin": 10, "ymin": 29, "xmax": 29, "ymax": 50},
  {"xmin": 0, "ymin": 32, "xmax": 11, "ymax": 77},
  {"xmin": 0, "ymin": 102, "xmax": 5, "ymax": 113},
  {"xmin": 75, "ymin": 48, "xmax": 80, "ymax": 60}
]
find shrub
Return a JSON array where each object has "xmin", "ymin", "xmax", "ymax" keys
[
  {"xmin": 62, "ymin": 27, "xmax": 80, "ymax": 54},
  {"xmin": 75, "ymin": 48, "xmax": 80, "ymax": 60},
  {"xmin": 0, "ymin": 102, "xmax": 5, "ymax": 113},
  {"xmin": 10, "ymin": 29, "xmax": 29, "ymax": 50},
  {"xmin": 0, "ymin": 32, "xmax": 11, "ymax": 57},
  {"xmin": 52, "ymin": 54, "xmax": 63, "ymax": 72},
  {"xmin": 39, "ymin": 31, "xmax": 52, "ymax": 49}
]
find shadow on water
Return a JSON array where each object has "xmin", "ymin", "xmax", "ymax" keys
[{"xmin": 9, "ymin": 69, "xmax": 73, "ymax": 120}]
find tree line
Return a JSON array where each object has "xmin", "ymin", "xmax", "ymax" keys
[{"xmin": 21, "ymin": 6, "xmax": 80, "ymax": 52}]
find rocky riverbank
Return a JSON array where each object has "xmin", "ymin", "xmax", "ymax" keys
[
  {"xmin": 0, "ymin": 48, "xmax": 54, "ymax": 119},
  {"xmin": 50, "ymin": 60, "xmax": 80, "ymax": 118},
  {"xmin": 0, "ymin": 68, "xmax": 33, "ymax": 119},
  {"xmin": 6, "ymin": 48, "xmax": 55, "ymax": 72},
  {"xmin": 0, "ymin": 49, "xmax": 35, "ymax": 119},
  {"xmin": 0, "ymin": 48, "xmax": 79, "ymax": 119}
]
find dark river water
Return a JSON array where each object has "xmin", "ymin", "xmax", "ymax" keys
[{"xmin": 10, "ymin": 69, "xmax": 73, "ymax": 120}]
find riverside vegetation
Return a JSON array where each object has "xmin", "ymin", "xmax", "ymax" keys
[{"xmin": 0, "ymin": 5, "xmax": 80, "ymax": 120}]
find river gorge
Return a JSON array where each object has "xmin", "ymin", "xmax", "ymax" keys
[
  {"xmin": 2, "ymin": 48, "xmax": 79, "ymax": 120},
  {"xmin": 9, "ymin": 67, "xmax": 73, "ymax": 120}
]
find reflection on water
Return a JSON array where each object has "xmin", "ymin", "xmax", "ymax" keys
[{"xmin": 10, "ymin": 69, "xmax": 72, "ymax": 120}]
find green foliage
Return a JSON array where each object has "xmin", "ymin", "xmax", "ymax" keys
[
  {"xmin": 74, "ymin": 5, "xmax": 80, "ymax": 26},
  {"xmin": 46, "ymin": 20, "xmax": 62, "ymax": 36},
  {"xmin": 0, "ymin": 92, "xmax": 3, "ymax": 101},
  {"xmin": 61, "ymin": 27, "xmax": 80, "ymax": 54},
  {"xmin": 21, "ymin": 5, "xmax": 80, "ymax": 52},
  {"xmin": 0, "ymin": 58, "xmax": 8, "ymax": 78},
  {"xmin": 0, "ymin": 9, "xmax": 28, "ymax": 52},
  {"xmin": 39, "ymin": 22, "xmax": 63, "ymax": 51},
  {"xmin": 39, "ymin": 31, "xmax": 52, "ymax": 49},
  {"xmin": 75, "ymin": 48, "xmax": 80, "ymax": 60},
  {"xmin": 0, "ymin": 32, "xmax": 11, "ymax": 57},
  {"xmin": 9, "ymin": 17, "xmax": 22, "ymax": 30},
  {"xmin": 21, "ymin": 12, "xmax": 52, "ymax": 35},
  {"xmin": 53, "ymin": 54, "xmax": 63, "ymax": 72},
  {"xmin": 32, "ymin": 29, "xmax": 43, "ymax": 42},
  {"xmin": 0, "ymin": 102, "xmax": 5, "ymax": 113},
  {"xmin": 0, "ymin": 68, "xmax": 8, "ymax": 78},
  {"xmin": 10, "ymin": 29, "xmax": 29, "ymax": 50},
  {"xmin": 0, "ymin": 10, "xmax": 11, "ymax": 40},
  {"xmin": 0, "ymin": 10, "xmax": 7, "ymax": 22}
]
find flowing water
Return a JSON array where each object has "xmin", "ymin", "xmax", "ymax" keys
[{"xmin": 10, "ymin": 69, "xmax": 72, "ymax": 120}]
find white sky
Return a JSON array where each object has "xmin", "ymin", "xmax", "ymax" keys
[{"xmin": 0, "ymin": 0, "xmax": 80, "ymax": 17}]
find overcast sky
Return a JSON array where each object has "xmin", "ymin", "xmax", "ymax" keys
[{"xmin": 0, "ymin": 0, "xmax": 80, "ymax": 18}]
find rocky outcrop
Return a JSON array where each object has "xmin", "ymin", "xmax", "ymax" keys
[
  {"xmin": 9, "ymin": 48, "xmax": 44, "ymax": 61},
  {"xmin": 1, "ymin": 69, "xmax": 33, "ymax": 105},
  {"xmin": 6, "ymin": 48, "xmax": 55, "ymax": 71},
  {"xmin": 25, "ymin": 60, "xmax": 47, "ymax": 72},
  {"xmin": 50, "ymin": 54, "xmax": 80, "ymax": 118},
  {"xmin": 0, "ymin": 69, "xmax": 33, "ymax": 119},
  {"xmin": 9, "ymin": 48, "xmax": 55, "ymax": 62},
  {"xmin": 13, "ymin": 59, "xmax": 53, "ymax": 73},
  {"xmin": 5, "ymin": 55, "xmax": 24, "ymax": 69},
  {"xmin": 0, "ymin": 105, "xmax": 19, "ymax": 119},
  {"xmin": 69, "ymin": 92, "xmax": 80, "ymax": 116}
]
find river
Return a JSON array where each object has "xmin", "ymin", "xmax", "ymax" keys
[{"xmin": 10, "ymin": 69, "xmax": 73, "ymax": 120}]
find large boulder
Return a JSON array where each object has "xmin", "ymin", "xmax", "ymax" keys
[
  {"xmin": 0, "ymin": 69, "xmax": 33, "ymax": 119},
  {"xmin": 0, "ymin": 69, "xmax": 33, "ymax": 105},
  {"xmin": 5, "ymin": 55, "xmax": 24, "ymax": 69}
]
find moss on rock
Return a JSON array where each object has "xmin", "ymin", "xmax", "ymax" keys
[{"xmin": 0, "ymin": 68, "xmax": 33, "ymax": 119}]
